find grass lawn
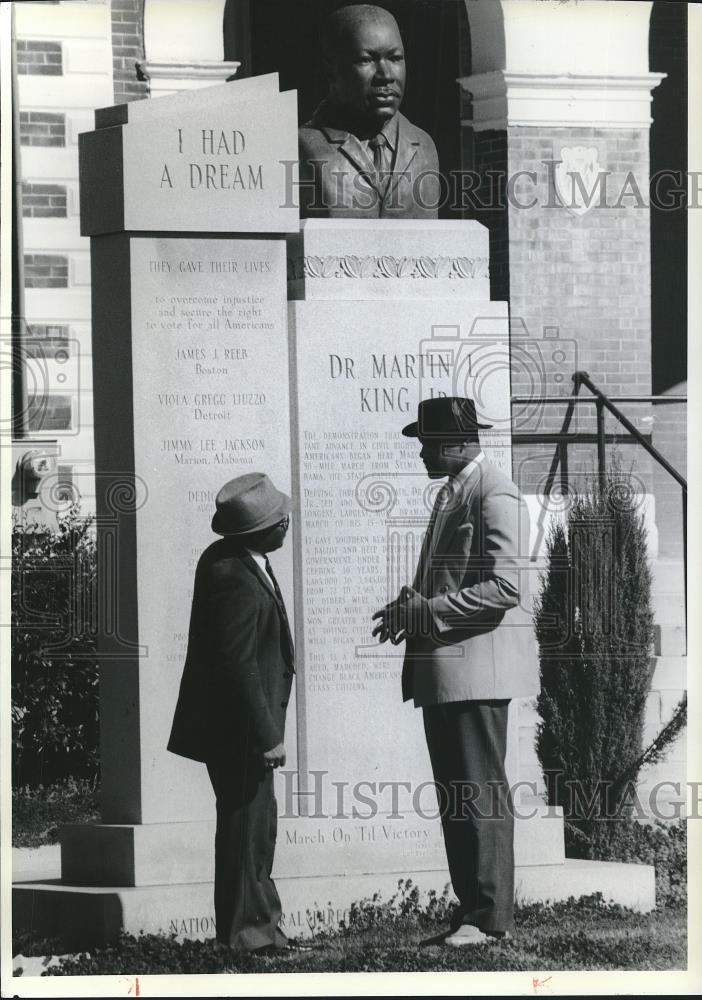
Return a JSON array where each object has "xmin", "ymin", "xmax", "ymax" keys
[
  {"xmin": 14, "ymin": 892, "xmax": 686, "ymax": 975},
  {"xmin": 12, "ymin": 789, "xmax": 687, "ymax": 975}
]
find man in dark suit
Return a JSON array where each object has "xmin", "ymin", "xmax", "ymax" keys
[
  {"xmin": 298, "ymin": 4, "xmax": 440, "ymax": 218},
  {"xmin": 168, "ymin": 472, "xmax": 296, "ymax": 953},
  {"xmin": 373, "ymin": 397, "xmax": 538, "ymax": 946}
]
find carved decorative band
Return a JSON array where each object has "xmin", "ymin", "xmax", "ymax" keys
[{"xmin": 287, "ymin": 255, "xmax": 490, "ymax": 281}]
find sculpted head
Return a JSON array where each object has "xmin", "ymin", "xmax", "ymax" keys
[{"xmin": 322, "ymin": 5, "xmax": 406, "ymax": 131}]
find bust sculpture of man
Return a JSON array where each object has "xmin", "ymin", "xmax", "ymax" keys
[{"xmin": 298, "ymin": 4, "xmax": 440, "ymax": 219}]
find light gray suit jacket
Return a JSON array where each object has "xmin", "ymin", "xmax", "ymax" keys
[
  {"xmin": 298, "ymin": 104, "xmax": 440, "ymax": 219},
  {"xmin": 402, "ymin": 457, "xmax": 539, "ymax": 706}
]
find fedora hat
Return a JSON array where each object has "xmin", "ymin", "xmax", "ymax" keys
[
  {"xmin": 211, "ymin": 472, "xmax": 291, "ymax": 536},
  {"xmin": 402, "ymin": 396, "xmax": 493, "ymax": 441}
]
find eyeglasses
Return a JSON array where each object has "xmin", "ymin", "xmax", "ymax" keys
[{"xmin": 273, "ymin": 514, "xmax": 290, "ymax": 531}]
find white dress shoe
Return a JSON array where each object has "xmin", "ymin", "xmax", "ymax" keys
[{"xmin": 443, "ymin": 925, "xmax": 490, "ymax": 947}]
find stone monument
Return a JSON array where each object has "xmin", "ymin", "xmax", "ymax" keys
[
  {"xmin": 13, "ymin": 68, "xmax": 655, "ymax": 949},
  {"xmin": 276, "ymin": 217, "xmax": 653, "ymax": 928},
  {"xmin": 13, "ymin": 74, "xmax": 302, "ymax": 946}
]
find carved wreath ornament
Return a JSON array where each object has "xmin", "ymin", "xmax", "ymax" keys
[{"xmin": 287, "ymin": 255, "xmax": 489, "ymax": 281}]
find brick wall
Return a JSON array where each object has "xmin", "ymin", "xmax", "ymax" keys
[
  {"xmin": 22, "ymin": 182, "xmax": 68, "ymax": 218},
  {"xmin": 502, "ymin": 126, "xmax": 653, "ymax": 494},
  {"xmin": 111, "ymin": 0, "xmax": 148, "ymax": 103},
  {"xmin": 507, "ymin": 127, "xmax": 651, "ymax": 396},
  {"xmin": 16, "ymin": 38, "xmax": 63, "ymax": 75},
  {"xmin": 24, "ymin": 254, "xmax": 69, "ymax": 289},
  {"xmin": 19, "ymin": 111, "xmax": 66, "ymax": 147}
]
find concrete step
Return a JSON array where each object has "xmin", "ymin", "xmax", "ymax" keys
[
  {"xmin": 650, "ymin": 558, "xmax": 686, "ymax": 628},
  {"xmin": 515, "ymin": 858, "xmax": 655, "ymax": 912},
  {"xmin": 60, "ymin": 820, "xmax": 214, "ymax": 887},
  {"xmin": 651, "ymin": 593, "xmax": 686, "ymax": 627},
  {"xmin": 654, "ymin": 624, "xmax": 687, "ymax": 657},
  {"xmin": 636, "ymin": 756, "xmax": 687, "ymax": 818},
  {"xmin": 55, "ymin": 804, "xmax": 566, "ymax": 889},
  {"xmin": 12, "ymin": 845, "xmax": 60, "ymax": 883},
  {"xmin": 649, "ymin": 655, "xmax": 687, "ymax": 690},
  {"xmin": 646, "ymin": 688, "xmax": 686, "ymax": 725},
  {"xmin": 13, "ymin": 857, "xmax": 656, "ymax": 949},
  {"xmin": 651, "ymin": 559, "xmax": 685, "ymax": 597},
  {"xmin": 514, "ymin": 798, "xmax": 565, "ymax": 867}
]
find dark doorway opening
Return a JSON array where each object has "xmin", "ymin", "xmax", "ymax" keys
[
  {"xmin": 649, "ymin": 1, "xmax": 687, "ymax": 395},
  {"xmin": 225, "ymin": 0, "xmax": 465, "ymax": 218}
]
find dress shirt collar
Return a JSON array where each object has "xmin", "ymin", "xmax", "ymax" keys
[
  {"xmin": 245, "ymin": 547, "xmax": 275, "ymax": 589},
  {"xmin": 434, "ymin": 451, "xmax": 485, "ymax": 515},
  {"xmin": 452, "ymin": 450, "xmax": 485, "ymax": 487},
  {"xmin": 313, "ymin": 99, "xmax": 399, "ymax": 150},
  {"xmin": 372, "ymin": 114, "xmax": 398, "ymax": 153}
]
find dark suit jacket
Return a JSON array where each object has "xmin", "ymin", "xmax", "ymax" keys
[
  {"xmin": 402, "ymin": 457, "xmax": 539, "ymax": 706},
  {"xmin": 298, "ymin": 103, "xmax": 440, "ymax": 219},
  {"xmin": 167, "ymin": 539, "xmax": 294, "ymax": 764}
]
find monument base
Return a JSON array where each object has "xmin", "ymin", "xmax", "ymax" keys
[
  {"xmin": 60, "ymin": 821, "xmax": 215, "ymax": 886},
  {"xmin": 13, "ymin": 859, "xmax": 655, "ymax": 951},
  {"xmin": 56, "ymin": 797, "xmax": 566, "ymax": 886}
]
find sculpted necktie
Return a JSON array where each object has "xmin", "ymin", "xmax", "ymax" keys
[
  {"xmin": 264, "ymin": 556, "xmax": 294, "ymax": 664},
  {"xmin": 368, "ymin": 133, "xmax": 392, "ymax": 193}
]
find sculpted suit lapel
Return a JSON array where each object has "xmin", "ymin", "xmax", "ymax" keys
[
  {"xmin": 319, "ymin": 123, "xmax": 384, "ymax": 197},
  {"xmin": 384, "ymin": 115, "xmax": 420, "ymax": 208}
]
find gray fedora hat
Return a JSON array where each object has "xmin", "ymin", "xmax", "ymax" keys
[
  {"xmin": 211, "ymin": 472, "xmax": 292, "ymax": 536},
  {"xmin": 402, "ymin": 396, "xmax": 493, "ymax": 440}
]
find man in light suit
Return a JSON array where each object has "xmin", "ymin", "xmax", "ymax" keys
[
  {"xmin": 373, "ymin": 397, "xmax": 538, "ymax": 946},
  {"xmin": 298, "ymin": 4, "xmax": 440, "ymax": 218},
  {"xmin": 168, "ymin": 473, "xmax": 298, "ymax": 954}
]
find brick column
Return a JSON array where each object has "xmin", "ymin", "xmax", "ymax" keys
[
  {"xmin": 504, "ymin": 123, "xmax": 655, "ymax": 495},
  {"xmin": 459, "ymin": 0, "xmax": 664, "ymax": 499},
  {"xmin": 111, "ymin": 0, "xmax": 148, "ymax": 103},
  {"xmin": 137, "ymin": 0, "xmax": 239, "ymax": 97}
]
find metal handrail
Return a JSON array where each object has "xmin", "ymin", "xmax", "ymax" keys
[
  {"xmin": 572, "ymin": 371, "xmax": 687, "ymax": 493},
  {"xmin": 512, "ymin": 370, "xmax": 687, "ymax": 631},
  {"xmin": 512, "ymin": 394, "xmax": 687, "ymax": 405}
]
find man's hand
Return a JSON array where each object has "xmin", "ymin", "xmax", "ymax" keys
[
  {"xmin": 371, "ymin": 594, "xmax": 403, "ymax": 644},
  {"xmin": 263, "ymin": 742, "xmax": 286, "ymax": 769},
  {"xmin": 372, "ymin": 586, "xmax": 431, "ymax": 643}
]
